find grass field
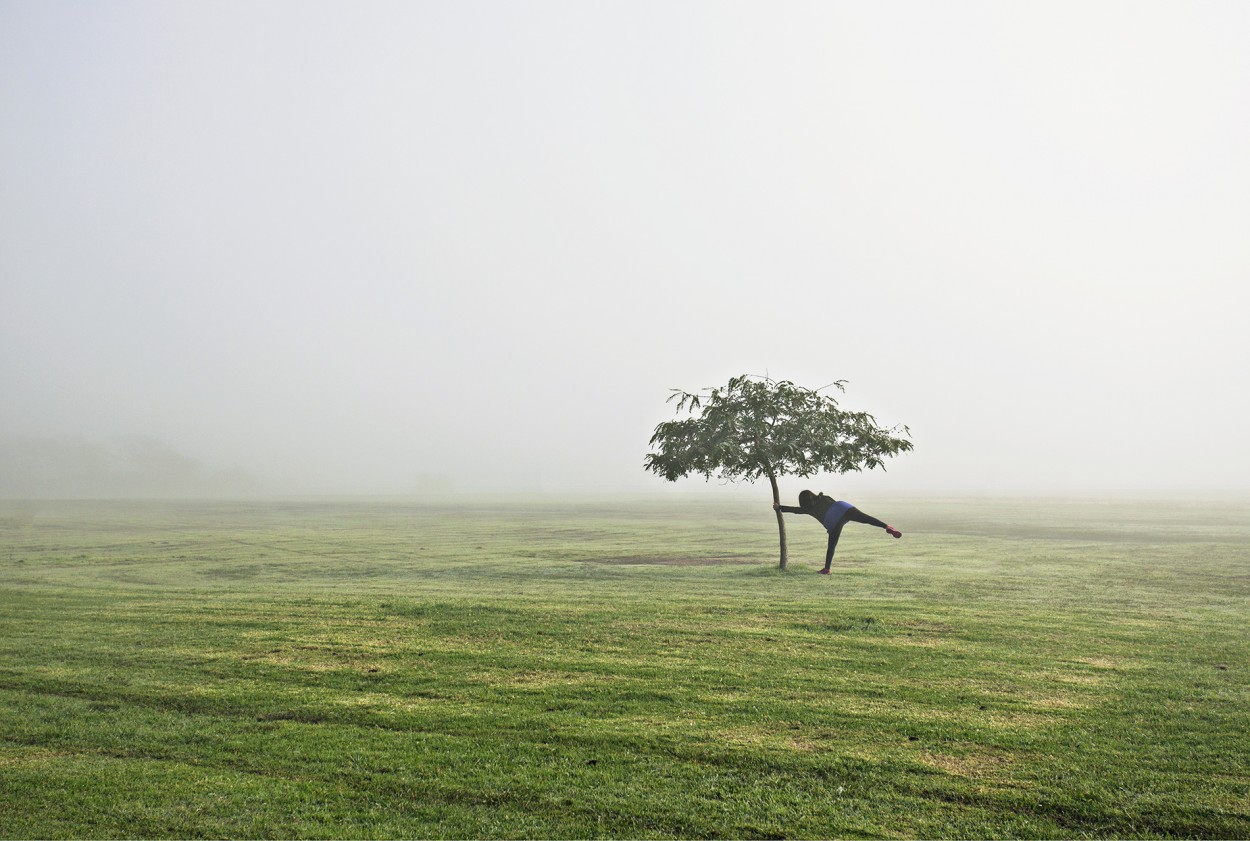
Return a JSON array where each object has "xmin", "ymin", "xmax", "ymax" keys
[{"xmin": 1, "ymin": 494, "xmax": 1248, "ymax": 839}]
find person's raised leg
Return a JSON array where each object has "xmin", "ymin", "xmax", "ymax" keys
[{"xmin": 845, "ymin": 507, "xmax": 901, "ymax": 537}]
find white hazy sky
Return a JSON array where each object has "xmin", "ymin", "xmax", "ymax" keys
[{"xmin": 2, "ymin": 0, "xmax": 1248, "ymax": 496}]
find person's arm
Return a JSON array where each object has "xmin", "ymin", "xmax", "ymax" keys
[{"xmin": 774, "ymin": 504, "xmax": 804, "ymax": 514}]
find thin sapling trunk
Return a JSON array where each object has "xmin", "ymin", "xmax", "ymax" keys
[{"xmin": 769, "ymin": 473, "xmax": 788, "ymax": 570}]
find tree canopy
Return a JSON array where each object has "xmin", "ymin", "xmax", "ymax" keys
[{"xmin": 644, "ymin": 374, "xmax": 913, "ymax": 568}]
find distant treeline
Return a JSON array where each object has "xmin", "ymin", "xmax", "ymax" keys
[{"xmin": 0, "ymin": 435, "xmax": 254, "ymax": 498}]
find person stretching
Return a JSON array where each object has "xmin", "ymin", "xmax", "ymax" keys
[{"xmin": 775, "ymin": 490, "xmax": 902, "ymax": 574}]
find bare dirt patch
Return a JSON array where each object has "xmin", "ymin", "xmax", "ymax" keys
[
  {"xmin": 919, "ymin": 749, "xmax": 1016, "ymax": 779},
  {"xmin": 577, "ymin": 555, "xmax": 759, "ymax": 566}
]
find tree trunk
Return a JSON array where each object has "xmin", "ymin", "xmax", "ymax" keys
[{"xmin": 769, "ymin": 473, "xmax": 788, "ymax": 570}]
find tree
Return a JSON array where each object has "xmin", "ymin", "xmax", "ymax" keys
[{"xmin": 644, "ymin": 375, "xmax": 913, "ymax": 569}]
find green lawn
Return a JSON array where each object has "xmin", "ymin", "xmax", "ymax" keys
[{"xmin": 1, "ymin": 495, "xmax": 1248, "ymax": 838}]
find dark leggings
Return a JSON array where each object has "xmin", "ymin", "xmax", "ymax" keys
[{"xmin": 824, "ymin": 508, "xmax": 889, "ymax": 569}]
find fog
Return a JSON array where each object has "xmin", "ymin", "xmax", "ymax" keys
[{"xmin": 2, "ymin": 1, "xmax": 1247, "ymax": 499}]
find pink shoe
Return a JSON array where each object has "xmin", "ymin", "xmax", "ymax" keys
[
  {"xmin": 818, "ymin": 568, "xmax": 831, "ymax": 574},
  {"xmin": 885, "ymin": 525, "xmax": 902, "ymax": 538}
]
